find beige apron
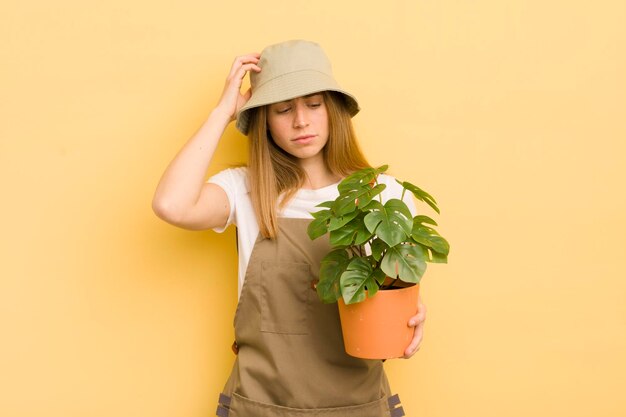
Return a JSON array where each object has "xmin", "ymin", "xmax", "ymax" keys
[{"xmin": 215, "ymin": 218, "xmax": 406, "ymax": 417}]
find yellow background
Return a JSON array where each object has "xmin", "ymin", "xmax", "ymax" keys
[{"xmin": 2, "ymin": 1, "xmax": 625, "ymax": 416}]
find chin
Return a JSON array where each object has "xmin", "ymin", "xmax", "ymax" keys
[{"xmin": 292, "ymin": 148, "xmax": 324, "ymax": 160}]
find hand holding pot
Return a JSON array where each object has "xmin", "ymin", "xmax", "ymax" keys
[{"xmin": 402, "ymin": 295, "xmax": 426, "ymax": 359}]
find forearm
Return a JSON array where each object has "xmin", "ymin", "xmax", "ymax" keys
[
  {"xmin": 152, "ymin": 108, "xmax": 231, "ymax": 214},
  {"xmin": 153, "ymin": 53, "xmax": 261, "ymax": 224}
]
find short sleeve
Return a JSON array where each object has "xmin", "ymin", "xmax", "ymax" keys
[{"xmin": 206, "ymin": 167, "xmax": 247, "ymax": 233}]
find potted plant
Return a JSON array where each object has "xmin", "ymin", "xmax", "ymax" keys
[{"xmin": 307, "ymin": 165, "xmax": 450, "ymax": 359}]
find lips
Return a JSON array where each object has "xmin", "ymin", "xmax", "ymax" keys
[{"xmin": 292, "ymin": 134, "xmax": 316, "ymax": 144}]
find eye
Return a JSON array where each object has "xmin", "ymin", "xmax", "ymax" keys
[
  {"xmin": 276, "ymin": 106, "xmax": 291, "ymax": 114},
  {"xmin": 306, "ymin": 94, "xmax": 324, "ymax": 108}
]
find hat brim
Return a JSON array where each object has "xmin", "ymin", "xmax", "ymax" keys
[{"xmin": 235, "ymin": 70, "xmax": 359, "ymax": 135}]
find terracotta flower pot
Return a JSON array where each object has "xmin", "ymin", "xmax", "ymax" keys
[{"xmin": 337, "ymin": 284, "xmax": 419, "ymax": 359}]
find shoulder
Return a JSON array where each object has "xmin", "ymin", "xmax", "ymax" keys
[
  {"xmin": 377, "ymin": 173, "xmax": 403, "ymax": 195},
  {"xmin": 377, "ymin": 173, "xmax": 400, "ymax": 186},
  {"xmin": 377, "ymin": 173, "xmax": 417, "ymax": 215}
]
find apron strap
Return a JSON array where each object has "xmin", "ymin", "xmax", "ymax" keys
[
  {"xmin": 388, "ymin": 394, "xmax": 405, "ymax": 417},
  {"xmin": 215, "ymin": 393, "xmax": 232, "ymax": 417}
]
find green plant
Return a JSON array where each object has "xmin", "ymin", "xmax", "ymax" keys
[{"xmin": 307, "ymin": 165, "xmax": 450, "ymax": 305}]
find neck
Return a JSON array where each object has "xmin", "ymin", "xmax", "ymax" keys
[{"xmin": 298, "ymin": 154, "xmax": 341, "ymax": 190}]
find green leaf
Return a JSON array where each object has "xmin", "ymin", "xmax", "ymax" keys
[
  {"xmin": 337, "ymin": 177, "xmax": 372, "ymax": 194},
  {"xmin": 310, "ymin": 209, "xmax": 332, "ymax": 220},
  {"xmin": 330, "ymin": 226, "xmax": 357, "ymax": 246},
  {"xmin": 375, "ymin": 165, "xmax": 389, "ymax": 175},
  {"xmin": 361, "ymin": 199, "xmax": 384, "ymax": 211},
  {"xmin": 356, "ymin": 183, "xmax": 386, "ymax": 208},
  {"xmin": 315, "ymin": 201, "xmax": 335, "ymax": 209},
  {"xmin": 338, "ymin": 165, "xmax": 388, "ymax": 193},
  {"xmin": 429, "ymin": 250, "xmax": 448, "ymax": 264},
  {"xmin": 381, "ymin": 244, "xmax": 427, "ymax": 283},
  {"xmin": 317, "ymin": 249, "xmax": 351, "ymax": 303},
  {"xmin": 363, "ymin": 199, "xmax": 413, "ymax": 247},
  {"xmin": 307, "ymin": 218, "xmax": 328, "ymax": 240},
  {"xmin": 328, "ymin": 210, "xmax": 359, "ymax": 231},
  {"xmin": 340, "ymin": 257, "xmax": 381, "ymax": 304},
  {"xmin": 397, "ymin": 179, "xmax": 440, "ymax": 214},
  {"xmin": 373, "ymin": 268, "xmax": 387, "ymax": 286},
  {"xmin": 332, "ymin": 192, "xmax": 359, "ymax": 216},
  {"xmin": 329, "ymin": 214, "xmax": 373, "ymax": 247},
  {"xmin": 411, "ymin": 220, "xmax": 450, "ymax": 256},
  {"xmin": 413, "ymin": 215, "xmax": 438, "ymax": 226},
  {"xmin": 348, "ymin": 212, "xmax": 373, "ymax": 246},
  {"xmin": 370, "ymin": 238, "xmax": 389, "ymax": 262},
  {"xmin": 426, "ymin": 236, "xmax": 450, "ymax": 256},
  {"xmin": 353, "ymin": 226, "xmax": 373, "ymax": 246},
  {"xmin": 332, "ymin": 183, "xmax": 386, "ymax": 217}
]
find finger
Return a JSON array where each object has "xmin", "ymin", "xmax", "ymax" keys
[
  {"xmin": 418, "ymin": 300, "xmax": 427, "ymax": 314},
  {"xmin": 226, "ymin": 64, "xmax": 262, "ymax": 90},
  {"xmin": 232, "ymin": 63, "xmax": 262, "ymax": 80},
  {"xmin": 243, "ymin": 63, "xmax": 262, "ymax": 73},
  {"xmin": 408, "ymin": 314, "xmax": 425, "ymax": 327},
  {"xmin": 232, "ymin": 53, "xmax": 261, "ymax": 64},
  {"xmin": 403, "ymin": 323, "xmax": 424, "ymax": 358},
  {"xmin": 228, "ymin": 54, "xmax": 261, "ymax": 78},
  {"xmin": 416, "ymin": 301, "xmax": 427, "ymax": 320},
  {"xmin": 408, "ymin": 308, "xmax": 426, "ymax": 327}
]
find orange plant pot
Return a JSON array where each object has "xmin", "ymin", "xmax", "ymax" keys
[{"xmin": 337, "ymin": 284, "xmax": 419, "ymax": 359}]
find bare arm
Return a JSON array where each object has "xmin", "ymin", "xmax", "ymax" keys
[{"xmin": 152, "ymin": 53, "xmax": 261, "ymax": 230}]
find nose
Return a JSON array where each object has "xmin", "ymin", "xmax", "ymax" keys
[{"xmin": 293, "ymin": 102, "xmax": 309, "ymax": 128}]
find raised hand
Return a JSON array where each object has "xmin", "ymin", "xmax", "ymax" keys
[{"xmin": 215, "ymin": 53, "xmax": 262, "ymax": 121}]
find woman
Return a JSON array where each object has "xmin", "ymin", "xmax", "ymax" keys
[{"xmin": 153, "ymin": 40, "xmax": 425, "ymax": 417}]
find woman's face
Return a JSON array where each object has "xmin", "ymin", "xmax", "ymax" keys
[{"xmin": 266, "ymin": 93, "xmax": 329, "ymax": 162}]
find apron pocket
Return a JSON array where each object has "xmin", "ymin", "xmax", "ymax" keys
[
  {"xmin": 260, "ymin": 261, "xmax": 312, "ymax": 335},
  {"xmin": 227, "ymin": 392, "xmax": 392, "ymax": 417}
]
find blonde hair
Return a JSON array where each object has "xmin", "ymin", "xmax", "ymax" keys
[{"xmin": 247, "ymin": 91, "xmax": 370, "ymax": 239}]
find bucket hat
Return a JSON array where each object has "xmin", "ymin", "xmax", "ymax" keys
[{"xmin": 235, "ymin": 40, "xmax": 360, "ymax": 135}]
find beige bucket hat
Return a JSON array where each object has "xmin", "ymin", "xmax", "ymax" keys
[{"xmin": 235, "ymin": 40, "xmax": 360, "ymax": 135}]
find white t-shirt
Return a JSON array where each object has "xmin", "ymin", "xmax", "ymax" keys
[{"xmin": 207, "ymin": 167, "xmax": 417, "ymax": 298}]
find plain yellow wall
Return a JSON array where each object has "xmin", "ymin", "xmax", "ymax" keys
[{"xmin": 1, "ymin": 1, "xmax": 625, "ymax": 416}]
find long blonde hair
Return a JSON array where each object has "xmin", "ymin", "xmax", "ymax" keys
[{"xmin": 247, "ymin": 91, "xmax": 370, "ymax": 239}]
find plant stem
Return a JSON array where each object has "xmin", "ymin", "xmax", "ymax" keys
[{"xmin": 382, "ymin": 277, "xmax": 399, "ymax": 290}]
